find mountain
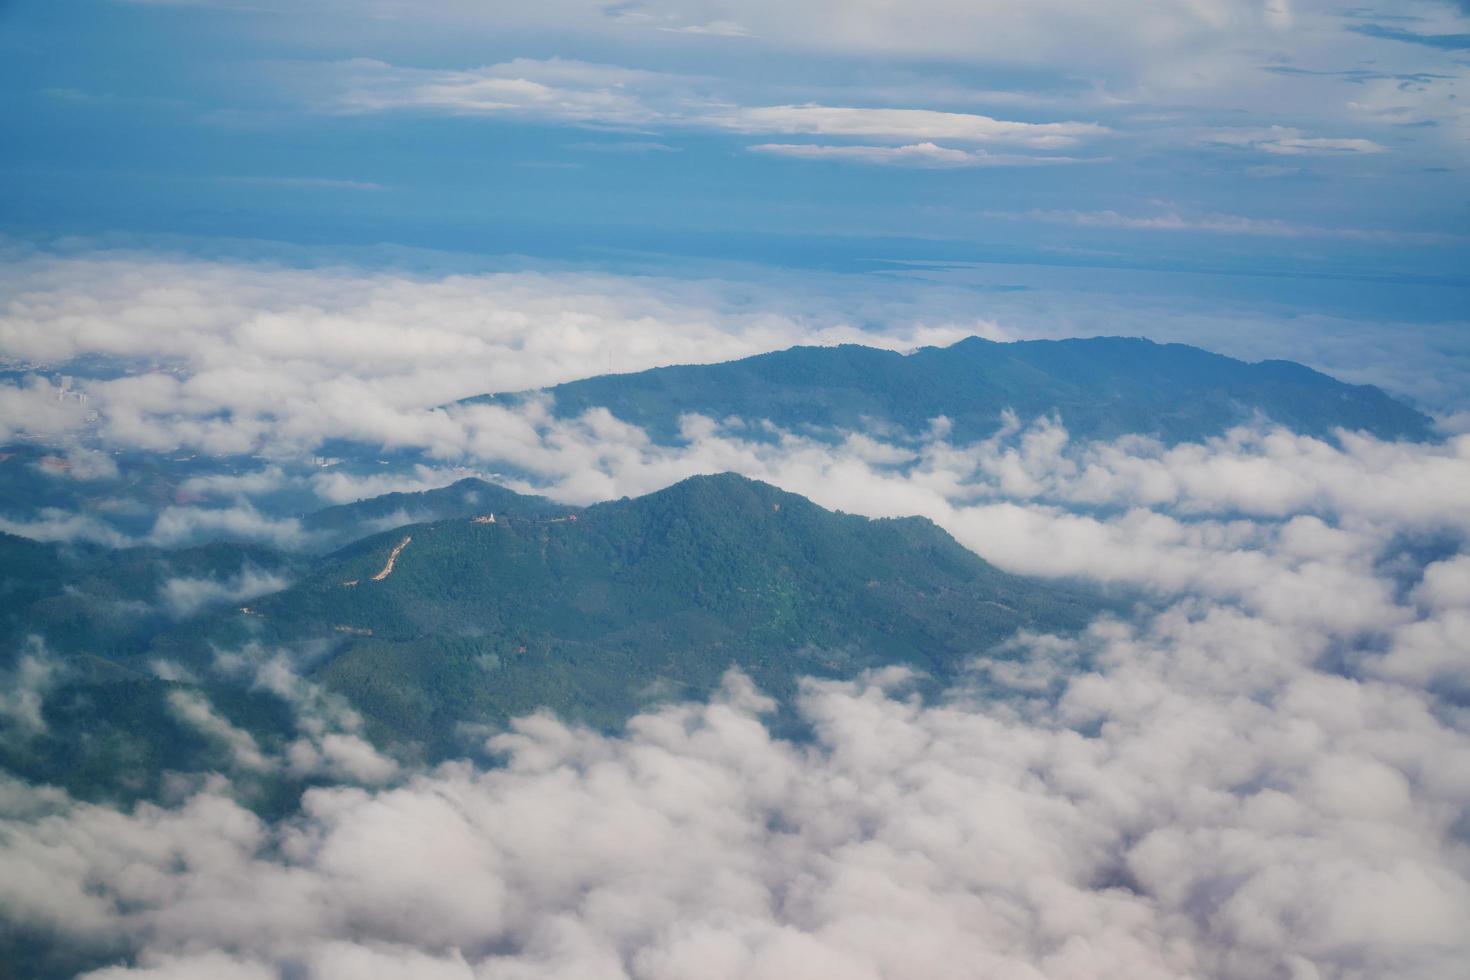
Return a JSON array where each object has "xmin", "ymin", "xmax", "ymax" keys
[
  {"xmin": 467, "ymin": 336, "xmax": 1433, "ymax": 444},
  {"xmin": 215, "ymin": 473, "xmax": 1105, "ymax": 753},
  {"xmin": 0, "ymin": 475, "xmax": 1109, "ymax": 804}
]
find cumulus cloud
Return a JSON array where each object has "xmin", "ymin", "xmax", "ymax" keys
[
  {"xmin": 4, "ymin": 245, "xmax": 1466, "ymax": 483},
  {"xmin": 0, "ymin": 247, "xmax": 978, "ymax": 459},
  {"xmin": 3, "ymin": 251, "xmax": 1469, "ymax": 979},
  {"xmin": 3, "ymin": 588, "xmax": 1469, "ymax": 980}
]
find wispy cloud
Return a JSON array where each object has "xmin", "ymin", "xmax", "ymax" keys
[
  {"xmin": 710, "ymin": 105, "xmax": 1108, "ymax": 148},
  {"xmin": 217, "ymin": 175, "xmax": 386, "ymax": 191},
  {"xmin": 749, "ymin": 142, "xmax": 1102, "ymax": 168},
  {"xmin": 987, "ymin": 207, "xmax": 1457, "ymax": 243},
  {"xmin": 567, "ymin": 140, "xmax": 680, "ymax": 154},
  {"xmin": 658, "ymin": 19, "xmax": 753, "ymax": 37},
  {"xmin": 325, "ymin": 58, "xmax": 1109, "ymax": 154},
  {"xmin": 1199, "ymin": 125, "xmax": 1389, "ymax": 155}
]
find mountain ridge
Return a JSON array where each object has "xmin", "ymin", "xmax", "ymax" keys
[{"xmin": 465, "ymin": 335, "xmax": 1432, "ymax": 444}]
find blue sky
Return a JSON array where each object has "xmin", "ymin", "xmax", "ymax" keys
[{"xmin": 1, "ymin": 0, "xmax": 1467, "ymax": 286}]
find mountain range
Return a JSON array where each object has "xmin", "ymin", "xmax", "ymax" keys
[
  {"xmin": 0, "ymin": 337, "xmax": 1437, "ymax": 807},
  {"xmin": 469, "ymin": 336, "xmax": 1432, "ymax": 444}
]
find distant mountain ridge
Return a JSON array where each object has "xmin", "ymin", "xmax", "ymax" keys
[{"xmin": 467, "ymin": 336, "xmax": 1432, "ymax": 444}]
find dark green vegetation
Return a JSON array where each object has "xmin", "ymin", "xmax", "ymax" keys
[
  {"xmin": 235, "ymin": 474, "xmax": 1102, "ymax": 752},
  {"xmin": 0, "ymin": 531, "xmax": 304, "ymax": 803},
  {"xmin": 0, "ymin": 474, "xmax": 1108, "ymax": 805},
  {"xmin": 470, "ymin": 336, "xmax": 1433, "ymax": 444}
]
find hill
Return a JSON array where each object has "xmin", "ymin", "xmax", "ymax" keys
[
  {"xmin": 467, "ymin": 336, "xmax": 1432, "ymax": 444},
  {"xmin": 230, "ymin": 473, "xmax": 1104, "ymax": 752},
  {"xmin": 0, "ymin": 475, "xmax": 1110, "ymax": 804}
]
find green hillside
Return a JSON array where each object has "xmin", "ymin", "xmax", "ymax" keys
[
  {"xmin": 237, "ymin": 473, "xmax": 1103, "ymax": 751},
  {"xmin": 1, "ymin": 475, "xmax": 1109, "ymax": 804}
]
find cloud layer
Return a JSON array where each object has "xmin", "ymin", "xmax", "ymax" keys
[
  {"xmin": 4, "ymin": 576, "xmax": 1469, "ymax": 980},
  {"xmin": 3, "ymin": 243, "xmax": 1470, "ymax": 979}
]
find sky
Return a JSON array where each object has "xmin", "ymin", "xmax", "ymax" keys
[
  {"xmin": 3, "ymin": 4, "xmax": 1470, "ymax": 979},
  {"xmin": 0, "ymin": 0, "xmax": 1467, "ymax": 285}
]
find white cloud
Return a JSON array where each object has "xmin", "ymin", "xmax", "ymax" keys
[
  {"xmin": 0, "ymin": 640, "xmax": 61, "ymax": 736},
  {"xmin": 323, "ymin": 58, "xmax": 1108, "ymax": 156},
  {"xmin": 748, "ymin": 142, "xmax": 1097, "ymax": 168},
  {"xmin": 0, "ymin": 508, "xmax": 136, "ymax": 548},
  {"xmin": 158, "ymin": 567, "xmax": 291, "ymax": 618},
  {"xmin": 4, "ymin": 245, "xmax": 1470, "ymax": 977},
  {"xmin": 659, "ymin": 20, "xmax": 753, "ymax": 38},
  {"xmin": 1199, "ymin": 125, "xmax": 1389, "ymax": 155},
  {"xmin": 148, "ymin": 504, "xmax": 308, "ymax": 550},
  {"xmin": 3, "ymin": 601, "xmax": 1469, "ymax": 980},
  {"xmin": 167, "ymin": 690, "xmax": 275, "ymax": 773},
  {"xmin": 711, "ymin": 105, "xmax": 1107, "ymax": 148},
  {"xmin": 989, "ymin": 208, "xmax": 1457, "ymax": 243},
  {"xmin": 0, "ymin": 247, "xmax": 977, "ymax": 459}
]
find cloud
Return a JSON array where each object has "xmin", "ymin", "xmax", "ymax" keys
[
  {"xmin": 1199, "ymin": 125, "xmax": 1389, "ymax": 155},
  {"xmin": 748, "ymin": 142, "xmax": 1098, "ymax": 168},
  {"xmin": 709, "ymin": 105, "xmax": 1108, "ymax": 148},
  {"xmin": 986, "ymin": 208, "xmax": 1458, "ymax": 243},
  {"xmin": 3, "ymin": 249, "xmax": 1470, "ymax": 978},
  {"xmin": 0, "ymin": 508, "xmax": 136, "ymax": 548},
  {"xmin": 3, "ymin": 589, "xmax": 1469, "ymax": 980},
  {"xmin": 0, "ymin": 640, "xmax": 61, "ymax": 737},
  {"xmin": 233, "ymin": 650, "xmax": 401, "ymax": 784},
  {"xmin": 325, "ymin": 58, "xmax": 1108, "ymax": 153},
  {"xmin": 338, "ymin": 406, "xmax": 1466, "ymax": 639},
  {"xmin": 216, "ymin": 176, "xmax": 387, "ymax": 192},
  {"xmin": 105, "ymin": 0, "xmax": 1470, "ymax": 172},
  {"xmin": 1349, "ymin": 23, "xmax": 1470, "ymax": 51},
  {"xmin": 568, "ymin": 140, "xmax": 680, "ymax": 154},
  {"xmin": 171, "ymin": 0, "xmax": 1326, "ymax": 69},
  {"xmin": 0, "ymin": 246, "xmax": 979, "ymax": 459},
  {"xmin": 333, "ymin": 57, "xmax": 669, "ymax": 127},
  {"xmin": 658, "ymin": 19, "xmax": 753, "ymax": 37},
  {"xmin": 167, "ymin": 690, "xmax": 274, "ymax": 773},
  {"xmin": 147, "ymin": 504, "xmax": 308, "ymax": 550},
  {"xmin": 158, "ymin": 567, "xmax": 291, "ymax": 618}
]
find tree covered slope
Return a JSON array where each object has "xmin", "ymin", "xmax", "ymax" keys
[
  {"xmin": 239, "ymin": 473, "xmax": 1103, "ymax": 749},
  {"xmin": 0, "ymin": 475, "xmax": 1110, "ymax": 803}
]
